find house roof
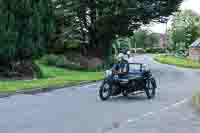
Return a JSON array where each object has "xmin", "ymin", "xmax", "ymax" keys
[{"xmin": 190, "ymin": 39, "xmax": 200, "ymax": 48}]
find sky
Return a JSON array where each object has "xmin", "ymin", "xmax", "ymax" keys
[{"xmin": 150, "ymin": 0, "xmax": 200, "ymax": 33}]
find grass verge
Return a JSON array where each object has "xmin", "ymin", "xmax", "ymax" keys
[
  {"xmin": 0, "ymin": 64, "xmax": 103, "ymax": 93},
  {"xmin": 154, "ymin": 54, "xmax": 200, "ymax": 69}
]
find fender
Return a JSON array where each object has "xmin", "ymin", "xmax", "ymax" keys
[{"xmin": 149, "ymin": 77, "xmax": 157, "ymax": 89}]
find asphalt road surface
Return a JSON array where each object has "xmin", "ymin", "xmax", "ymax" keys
[{"xmin": 0, "ymin": 54, "xmax": 200, "ymax": 133}]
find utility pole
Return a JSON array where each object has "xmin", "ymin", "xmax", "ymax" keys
[{"xmin": 159, "ymin": 16, "xmax": 169, "ymax": 50}]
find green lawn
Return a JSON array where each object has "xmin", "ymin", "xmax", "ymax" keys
[
  {"xmin": 0, "ymin": 64, "xmax": 104, "ymax": 92},
  {"xmin": 154, "ymin": 54, "xmax": 200, "ymax": 69}
]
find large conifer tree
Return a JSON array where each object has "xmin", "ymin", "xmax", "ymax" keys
[
  {"xmin": 0, "ymin": 0, "xmax": 55, "ymax": 63},
  {"xmin": 0, "ymin": 0, "xmax": 55, "ymax": 77}
]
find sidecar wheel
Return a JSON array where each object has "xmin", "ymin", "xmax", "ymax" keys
[
  {"xmin": 145, "ymin": 78, "xmax": 156, "ymax": 99},
  {"xmin": 99, "ymin": 81, "xmax": 112, "ymax": 101}
]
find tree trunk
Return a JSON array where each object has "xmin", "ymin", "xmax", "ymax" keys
[{"xmin": 88, "ymin": 0, "xmax": 97, "ymax": 48}]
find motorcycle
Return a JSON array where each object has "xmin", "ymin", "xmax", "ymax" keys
[{"xmin": 99, "ymin": 63, "xmax": 157, "ymax": 101}]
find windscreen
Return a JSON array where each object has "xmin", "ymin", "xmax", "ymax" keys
[{"xmin": 129, "ymin": 64, "xmax": 142, "ymax": 72}]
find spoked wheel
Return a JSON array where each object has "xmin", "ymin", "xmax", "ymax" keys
[
  {"xmin": 99, "ymin": 81, "xmax": 112, "ymax": 101},
  {"xmin": 145, "ymin": 78, "xmax": 157, "ymax": 99}
]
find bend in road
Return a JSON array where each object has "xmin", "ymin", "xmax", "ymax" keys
[{"xmin": 0, "ymin": 54, "xmax": 200, "ymax": 133}]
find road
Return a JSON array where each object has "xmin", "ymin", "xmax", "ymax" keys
[{"xmin": 0, "ymin": 54, "xmax": 200, "ymax": 133}]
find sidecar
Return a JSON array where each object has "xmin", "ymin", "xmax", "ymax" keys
[{"xmin": 123, "ymin": 63, "xmax": 156, "ymax": 96}]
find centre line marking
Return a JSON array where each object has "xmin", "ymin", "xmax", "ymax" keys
[{"xmin": 99, "ymin": 98, "xmax": 189, "ymax": 133}]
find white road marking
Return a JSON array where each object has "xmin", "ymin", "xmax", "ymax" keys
[
  {"xmin": 74, "ymin": 83, "xmax": 100, "ymax": 89},
  {"xmin": 160, "ymin": 106, "xmax": 171, "ymax": 111},
  {"xmin": 81, "ymin": 83, "xmax": 98, "ymax": 88},
  {"xmin": 171, "ymin": 98, "xmax": 188, "ymax": 107},
  {"xmin": 125, "ymin": 98, "xmax": 189, "ymax": 125},
  {"xmin": 99, "ymin": 98, "xmax": 189, "ymax": 133}
]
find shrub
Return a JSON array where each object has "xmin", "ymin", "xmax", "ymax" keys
[
  {"xmin": 39, "ymin": 54, "xmax": 105, "ymax": 72},
  {"xmin": 145, "ymin": 47, "xmax": 166, "ymax": 53},
  {"xmin": 40, "ymin": 54, "xmax": 86, "ymax": 70},
  {"xmin": 145, "ymin": 48, "xmax": 153, "ymax": 53},
  {"xmin": 0, "ymin": 61, "xmax": 43, "ymax": 79},
  {"xmin": 40, "ymin": 54, "xmax": 59, "ymax": 66},
  {"xmin": 64, "ymin": 39, "xmax": 80, "ymax": 49},
  {"xmin": 175, "ymin": 42, "xmax": 189, "ymax": 57},
  {"xmin": 55, "ymin": 55, "xmax": 68, "ymax": 68},
  {"xmin": 130, "ymin": 48, "xmax": 145, "ymax": 53}
]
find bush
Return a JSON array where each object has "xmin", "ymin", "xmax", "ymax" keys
[
  {"xmin": 155, "ymin": 48, "xmax": 166, "ymax": 53},
  {"xmin": 64, "ymin": 39, "xmax": 80, "ymax": 49},
  {"xmin": 129, "ymin": 47, "xmax": 166, "ymax": 54},
  {"xmin": 145, "ymin": 47, "xmax": 166, "ymax": 53},
  {"xmin": 39, "ymin": 54, "xmax": 103, "ymax": 71},
  {"xmin": 175, "ymin": 42, "xmax": 189, "ymax": 57},
  {"xmin": 0, "ymin": 61, "xmax": 43, "ymax": 80},
  {"xmin": 55, "ymin": 55, "xmax": 68, "ymax": 68},
  {"xmin": 130, "ymin": 48, "xmax": 145, "ymax": 53},
  {"xmin": 144, "ymin": 48, "xmax": 153, "ymax": 53},
  {"xmin": 40, "ymin": 54, "xmax": 59, "ymax": 66},
  {"xmin": 59, "ymin": 60, "xmax": 103, "ymax": 72}
]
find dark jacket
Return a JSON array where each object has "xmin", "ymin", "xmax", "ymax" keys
[{"xmin": 112, "ymin": 60, "xmax": 129, "ymax": 76}]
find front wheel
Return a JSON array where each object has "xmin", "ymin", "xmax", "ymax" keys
[
  {"xmin": 145, "ymin": 78, "xmax": 157, "ymax": 99},
  {"xmin": 99, "ymin": 81, "xmax": 112, "ymax": 101}
]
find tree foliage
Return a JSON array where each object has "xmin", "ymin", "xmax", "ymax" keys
[
  {"xmin": 0, "ymin": 0, "xmax": 55, "ymax": 64},
  {"xmin": 63, "ymin": 0, "xmax": 182, "ymax": 48},
  {"xmin": 169, "ymin": 10, "xmax": 200, "ymax": 52},
  {"xmin": 131, "ymin": 30, "xmax": 160, "ymax": 48}
]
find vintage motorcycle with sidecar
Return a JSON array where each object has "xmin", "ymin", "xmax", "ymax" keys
[{"xmin": 99, "ymin": 63, "xmax": 157, "ymax": 101}]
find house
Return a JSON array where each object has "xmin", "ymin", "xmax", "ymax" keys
[{"xmin": 189, "ymin": 39, "xmax": 200, "ymax": 61}]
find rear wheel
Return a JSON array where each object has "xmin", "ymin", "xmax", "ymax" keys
[
  {"xmin": 99, "ymin": 81, "xmax": 112, "ymax": 101},
  {"xmin": 145, "ymin": 78, "xmax": 156, "ymax": 99}
]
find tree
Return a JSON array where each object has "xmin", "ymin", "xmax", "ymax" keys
[
  {"xmin": 168, "ymin": 10, "xmax": 200, "ymax": 55},
  {"xmin": 131, "ymin": 30, "xmax": 160, "ymax": 49},
  {"xmin": 0, "ymin": 0, "xmax": 18, "ymax": 65},
  {"xmin": 148, "ymin": 33, "xmax": 160, "ymax": 47},
  {"xmin": 133, "ymin": 30, "xmax": 148, "ymax": 48},
  {"xmin": 0, "ymin": 0, "xmax": 55, "ymax": 77},
  {"xmin": 0, "ymin": 0, "xmax": 55, "ymax": 61},
  {"xmin": 63, "ymin": 0, "xmax": 183, "ymax": 64}
]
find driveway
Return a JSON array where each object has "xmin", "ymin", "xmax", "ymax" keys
[{"xmin": 0, "ymin": 54, "xmax": 200, "ymax": 133}]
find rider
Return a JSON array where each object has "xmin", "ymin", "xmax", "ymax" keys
[
  {"xmin": 112, "ymin": 53, "xmax": 129, "ymax": 77},
  {"xmin": 126, "ymin": 50, "xmax": 131, "ymax": 58}
]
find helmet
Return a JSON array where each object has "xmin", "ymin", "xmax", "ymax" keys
[
  {"xmin": 123, "ymin": 54, "xmax": 129, "ymax": 61},
  {"xmin": 117, "ymin": 53, "xmax": 124, "ymax": 61},
  {"xmin": 127, "ymin": 51, "xmax": 131, "ymax": 55},
  {"xmin": 117, "ymin": 53, "xmax": 128, "ymax": 62}
]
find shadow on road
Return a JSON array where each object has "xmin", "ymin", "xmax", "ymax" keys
[{"xmin": 105, "ymin": 95, "xmax": 150, "ymax": 103}]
